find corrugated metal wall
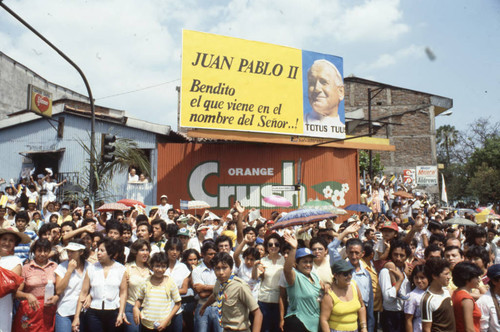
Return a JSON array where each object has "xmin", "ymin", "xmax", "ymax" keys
[
  {"xmin": 0, "ymin": 113, "xmax": 158, "ymax": 204},
  {"xmin": 157, "ymin": 142, "xmax": 359, "ymax": 218}
]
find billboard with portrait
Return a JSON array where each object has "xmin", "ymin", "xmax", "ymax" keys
[{"xmin": 180, "ymin": 30, "xmax": 345, "ymax": 139}]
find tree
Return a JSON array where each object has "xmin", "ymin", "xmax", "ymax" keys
[
  {"xmin": 359, "ymin": 150, "xmax": 384, "ymax": 175},
  {"xmin": 67, "ymin": 134, "xmax": 151, "ymax": 204},
  {"xmin": 467, "ymin": 163, "xmax": 500, "ymax": 204},
  {"xmin": 436, "ymin": 125, "xmax": 459, "ymax": 164}
]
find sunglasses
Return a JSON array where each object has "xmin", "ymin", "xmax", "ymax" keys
[{"xmin": 268, "ymin": 242, "xmax": 280, "ymax": 248}]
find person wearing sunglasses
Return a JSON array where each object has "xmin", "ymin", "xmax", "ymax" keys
[
  {"xmin": 255, "ymin": 233, "xmax": 285, "ymax": 332},
  {"xmin": 320, "ymin": 260, "xmax": 367, "ymax": 332}
]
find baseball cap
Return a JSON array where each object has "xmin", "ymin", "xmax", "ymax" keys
[
  {"xmin": 177, "ymin": 228, "xmax": 190, "ymax": 237},
  {"xmin": 332, "ymin": 260, "xmax": 354, "ymax": 274},
  {"xmin": 160, "ymin": 195, "xmax": 168, "ymax": 200},
  {"xmin": 380, "ymin": 221, "xmax": 399, "ymax": 232},
  {"xmin": 487, "ymin": 264, "xmax": 500, "ymax": 280},
  {"xmin": 61, "ymin": 204, "xmax": 70, "ymax": 210},
  {"xmin": 295, "ymin": 247, "xmax": 315, "ymax": 260}
]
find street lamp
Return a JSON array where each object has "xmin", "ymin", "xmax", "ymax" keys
[{"xmin": 1, "ymin": 1, "xmax": 96, "ymax": 207}]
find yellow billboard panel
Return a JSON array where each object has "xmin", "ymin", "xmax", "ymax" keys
[
  {"xmin": 28, "ymin": 84, "xmax": 53, "ymax": 117},
  {"xmin": 181, "ymin": 30, "xmax": 345, "ymax": 139}
]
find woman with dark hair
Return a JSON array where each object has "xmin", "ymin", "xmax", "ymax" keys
[
  {"xmin": 255, "ymin": 233, "xmax": 285, "ymax": 332},
  {"xmin": 72, "ymin": 238, "xmax": 128, "ymax": 332},
  {"xmin": 309, "ymin": 236, "xmax": 332, "ymax": 285},
  {"xmin": 379, "ymin": 240, "xmax": 412, "ymax": 332},
  {"xmin": 54, "ymin": 239, "xmax": 90, "ymax": 332},
  {"xmin": 14, "ymin": 238, "xmax": 59, "ymax": 331},
  {"xmin": 164, "ymin": 237, "xmax": 190, "ymax": 331},
  {"xmin": 124, "ymin": 239, "xmax": 151, "ymax": 332},
  {"xmin": 181, "ymin": 248, "xmax": 200, "ymax": 332},
  {"xmin": 451, "ymin": 261, "xmax": 483, "ymax": 332}
]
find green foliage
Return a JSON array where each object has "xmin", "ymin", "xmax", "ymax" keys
[
  {"xmin": 67, "ymin": 133, "xmax": 151, "ymax": 204},
  {"xmin": 359, "ymin": 150, "xmax": 384, "ymax": 175},
  {"xmin": 466, "ymin": 163, "xmax": 500, "ymax": 204}
]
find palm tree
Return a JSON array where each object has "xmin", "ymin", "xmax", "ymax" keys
[
  {"xmin": 436, "ymin": 125, "xmax": 459, "ymax": 164},
  {"xmin": 69, "ymin": 134, "xmax": 151, "ymax": 204}
]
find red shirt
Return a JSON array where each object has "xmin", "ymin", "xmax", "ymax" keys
[{"xmin": 451, "ymin": 289, "xmax": 481, "ymax": 332}]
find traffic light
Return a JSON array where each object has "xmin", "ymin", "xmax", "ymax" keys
[{"xmin": 101, "ymin": 134, "xmax": 116, "ymax": 163}]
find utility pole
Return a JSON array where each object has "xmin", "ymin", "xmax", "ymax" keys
[{"xmin": 1, "ymin": 1, "xmax": 96, "ymax": 207}]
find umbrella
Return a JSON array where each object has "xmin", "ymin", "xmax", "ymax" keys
[
  {"xmin": 117, "ymin": 199, "xmax": 146, "ymax": 208},
  {"xmin": 97, "ymin": 202, "xmax": 129, "ymax": 212},
  {"xmin": 186, "ymin": 200, "xmax": 210, "ymax": 210},
  {"xmin": 393, "ymin": 191, "xmax": 413, "ymax": 199},
  {"xmin": 263, "ymin": 195, "xmax": 292, "ymax": 207},
  {"xmin": 270, "ymin": 209, "xmax": 336, "ymax": 230},
  {"xmin": 444, "ymin": 217, "xmax": 476, "ymax": 227},
  {"xmin": 300, "ymin": 200, "xmax": 347, "ymax": 215},
  {"xmin": 345, "ymin": 204, "xmax": 372, "ymax": 213}
]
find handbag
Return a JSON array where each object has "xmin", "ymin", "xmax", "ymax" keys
[{"xmin": 0, "ymin": 265, "xmax": 24, "ymax": 297}]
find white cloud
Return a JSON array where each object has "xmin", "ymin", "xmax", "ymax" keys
[
  {"xmin": 0, "ymin": 0, "xmax": 411, "ymax": 127},
  {"xmin": 354, "ymin": 44, "xmax": 423, "ymax": 73}
]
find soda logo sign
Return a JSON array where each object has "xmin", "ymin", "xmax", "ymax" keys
[
  {"xmin": 35, "ymin": 94, "xmax": 50, "ymax": 112},
  {"xmin": 188, "ymin": 161, "xmax": 305, "ymax": 208}
]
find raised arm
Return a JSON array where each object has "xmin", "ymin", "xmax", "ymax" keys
[
  {"xmin": 235, "ymin": 201, "xmax": 246, "ymax": 245},
  {"xmin": 283, "ymin": 232, "xmax": 297, "ymax": 286}
]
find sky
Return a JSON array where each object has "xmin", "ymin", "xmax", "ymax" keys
[{"xmin": 0, "ymin": 0, "xmax": 498, "ymax": 132}]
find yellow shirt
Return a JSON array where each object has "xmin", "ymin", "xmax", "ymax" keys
[{"xmin": 328, "ymin": 281, "xmax": 362, "ymax": 331}]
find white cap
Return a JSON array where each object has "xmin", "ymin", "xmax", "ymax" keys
[{"xmin": 64, "ymin": 242, "xmax": 86, "ymax": 251}]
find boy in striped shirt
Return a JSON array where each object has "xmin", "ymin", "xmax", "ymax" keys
[{"xmin": 133, "ymin": 252, "xmax": 181, "ymax": 331}]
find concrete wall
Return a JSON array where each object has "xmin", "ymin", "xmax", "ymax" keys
[{"xmin": 0, "ymin": 52, "xmax": 89, "ymax": 119}]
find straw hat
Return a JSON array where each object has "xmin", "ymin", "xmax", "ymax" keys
[{"xmin": 0, "ymin": 226, "xmax": 31, "ymax": 244}]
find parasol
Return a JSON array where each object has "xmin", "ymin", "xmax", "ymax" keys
[
  {"xmin": 270, "ymin": 209, "xmax": 336, "ymax": 230},
  {"xmin": 300, "ymin": 200, "xmax": 347, "ymax": 215},
  {"xmin": 117, "ymin": 199, "xmax": 146, "ymax": 208},
  {"xmin": 345, "ymin": 204, "xmax": 372, "ymax": 213},
  {"xmin": 393, "ymin": 191, "xmax": 413, "ymax": 199},
  {"xmin": 97, "ymin": 202, "xmax": 129, "ymax": 212},
  {"xmin": 263, "ymin": 195, "xmax": 292, "ymax": 207},
  {"xmin": 186, "ymin": 200, "xmax": 211, "ymax": 210},
  {"xmin": 444, "ymin": 217, "xmax": 476, "ymax": 227}
]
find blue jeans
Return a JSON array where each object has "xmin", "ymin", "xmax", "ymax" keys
[
  {"xmin": 194, "ymin": 304, "xmax": 221, "ymax": 332},
  {"xmin": 125, "ymin": 302, "xmax": 140, "ymax": 332},
  {"xmin": 55, "ymin": 313, "xmax": 73, "ymax": 332},
  {"xmin": 258, "ymin": 301, "xmax": 279, "ymax": 332},
  {"xmin": 167, "ymin": 313, "xmax": 183, "ymax": 332}
]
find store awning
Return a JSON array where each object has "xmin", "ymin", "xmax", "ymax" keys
[{"xmin": 19, "ymin": 148, "xmax": 66, "ymax": 157}]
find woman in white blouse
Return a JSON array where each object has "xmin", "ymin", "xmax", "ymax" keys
[
  {"xmin": 55, "ymin": 240, "xmax": 89, "ymax": 332},
  {"xmin": 72, "ymin": 238, "xmax": 128, "ymax": 332}
]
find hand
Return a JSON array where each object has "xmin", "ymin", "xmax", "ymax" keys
[
  {"xmin": 44, "ymin": 295, "xmax": 58, "ymax": 306},
  {"xmin": 158, "ymin": 319, "xmax": 169, "ymax": 331},
  {"xmin": 133, "ymin": 307, "xmax": 141, "ymax": 325},
  {"xmin": 279, "ymin": 318, "xmax": 285, "ymax": 331},
  {"xmin": 67, "ymin": 259, "xmax": 78, "ymax": 273},
  {"xmin": 283, "ymin": 232, "xmax": 298, "ymax": 249},
  {"xmin": 72, "ymin": 317, "xmax": 80, "ymax": 332},
  {"xmin": 388, "ymin": 265, "xmax": 404, "ymax": 280},
  {"xmin": 234, "ymin": 201, "xmax": 245, "ymax": 214},
  {"xmin": 82, "ymin": 294, "xmax": 91, "ymax": 309},
  {"xmin": 27, "ymin": 293, "xmax": 40, "ymax": 310},
  {"xmin": 115, "ymin": 313, "xmax": 124, "ymax": 327},
  {"xmin": 345, "ymin": 223, "xmax": 360, "ymax": 234},
  {"xmin": 244, "ymin": 233, "xmax": 253, "ymax": 243},
  {"xmin": 122, "ymin": 313, "xmax": 130, "ymax": 325}
]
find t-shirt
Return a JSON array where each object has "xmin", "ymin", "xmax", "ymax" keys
[
  {"xmin": 258, "ymin": 255, "xmax": 284, "ymax": 303},
  {"xmin": 452, "ymin": 289, "xmax": 481, "ymax": 332},
  {"xmin": 404, "ymin": 288, "xmax": 425, "ymax": 332},
  {"xmin": 137, "ymin": 276, "xmax": 181, "ymax": 329},
  {"xmin": 285, "ymin": 269, "xmax": 321, "ymax": 332},
  {"xmin": 421, "ymin": 288, "xmax": 455, "ymax": 332}
]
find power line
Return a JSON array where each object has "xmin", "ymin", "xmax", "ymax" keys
[{"xmin": 96, "ymin": 78, "xmax": 180, "ymax": 100}]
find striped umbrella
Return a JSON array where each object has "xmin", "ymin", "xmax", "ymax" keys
[{"xmin": 270, "ymin": 209, "xmax": 335, "ymax": 230}]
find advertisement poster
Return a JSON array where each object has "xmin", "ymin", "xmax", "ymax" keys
[
  {"xmin": 180, "ymin": 30, "xmax": 345, "ymax": 139},
  {"xmin": 403, "ymin": 169, "xmax": 415, "ymax": 185},
  {"xmin": 416, "ymin": 165, "xmax": 438, "ymax": 186},
  {"xmin": 28, "ymin": 84, "xmax": 53, "ymax": 117}
]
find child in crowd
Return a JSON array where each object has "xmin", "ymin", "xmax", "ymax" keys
[
  {"xmin": 404, "ymin": 264, "xmax": 428, "ymax": 332},
  {"xmin": 133, "ymin": 252, "xmax": 181, "ymax": 331},
  {"xmin": 199, "ymin": 252, "xmax": 263, "ymax": 332}
]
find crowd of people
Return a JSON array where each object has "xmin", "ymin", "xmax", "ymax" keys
[{"xmin": 1, "ymin": 173, "xmax": 500, "ymax": 332}]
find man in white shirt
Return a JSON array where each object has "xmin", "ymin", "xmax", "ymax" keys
[{"xmin": 477, "ymin": 264, "xmax": 500, "ymax": 332}]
